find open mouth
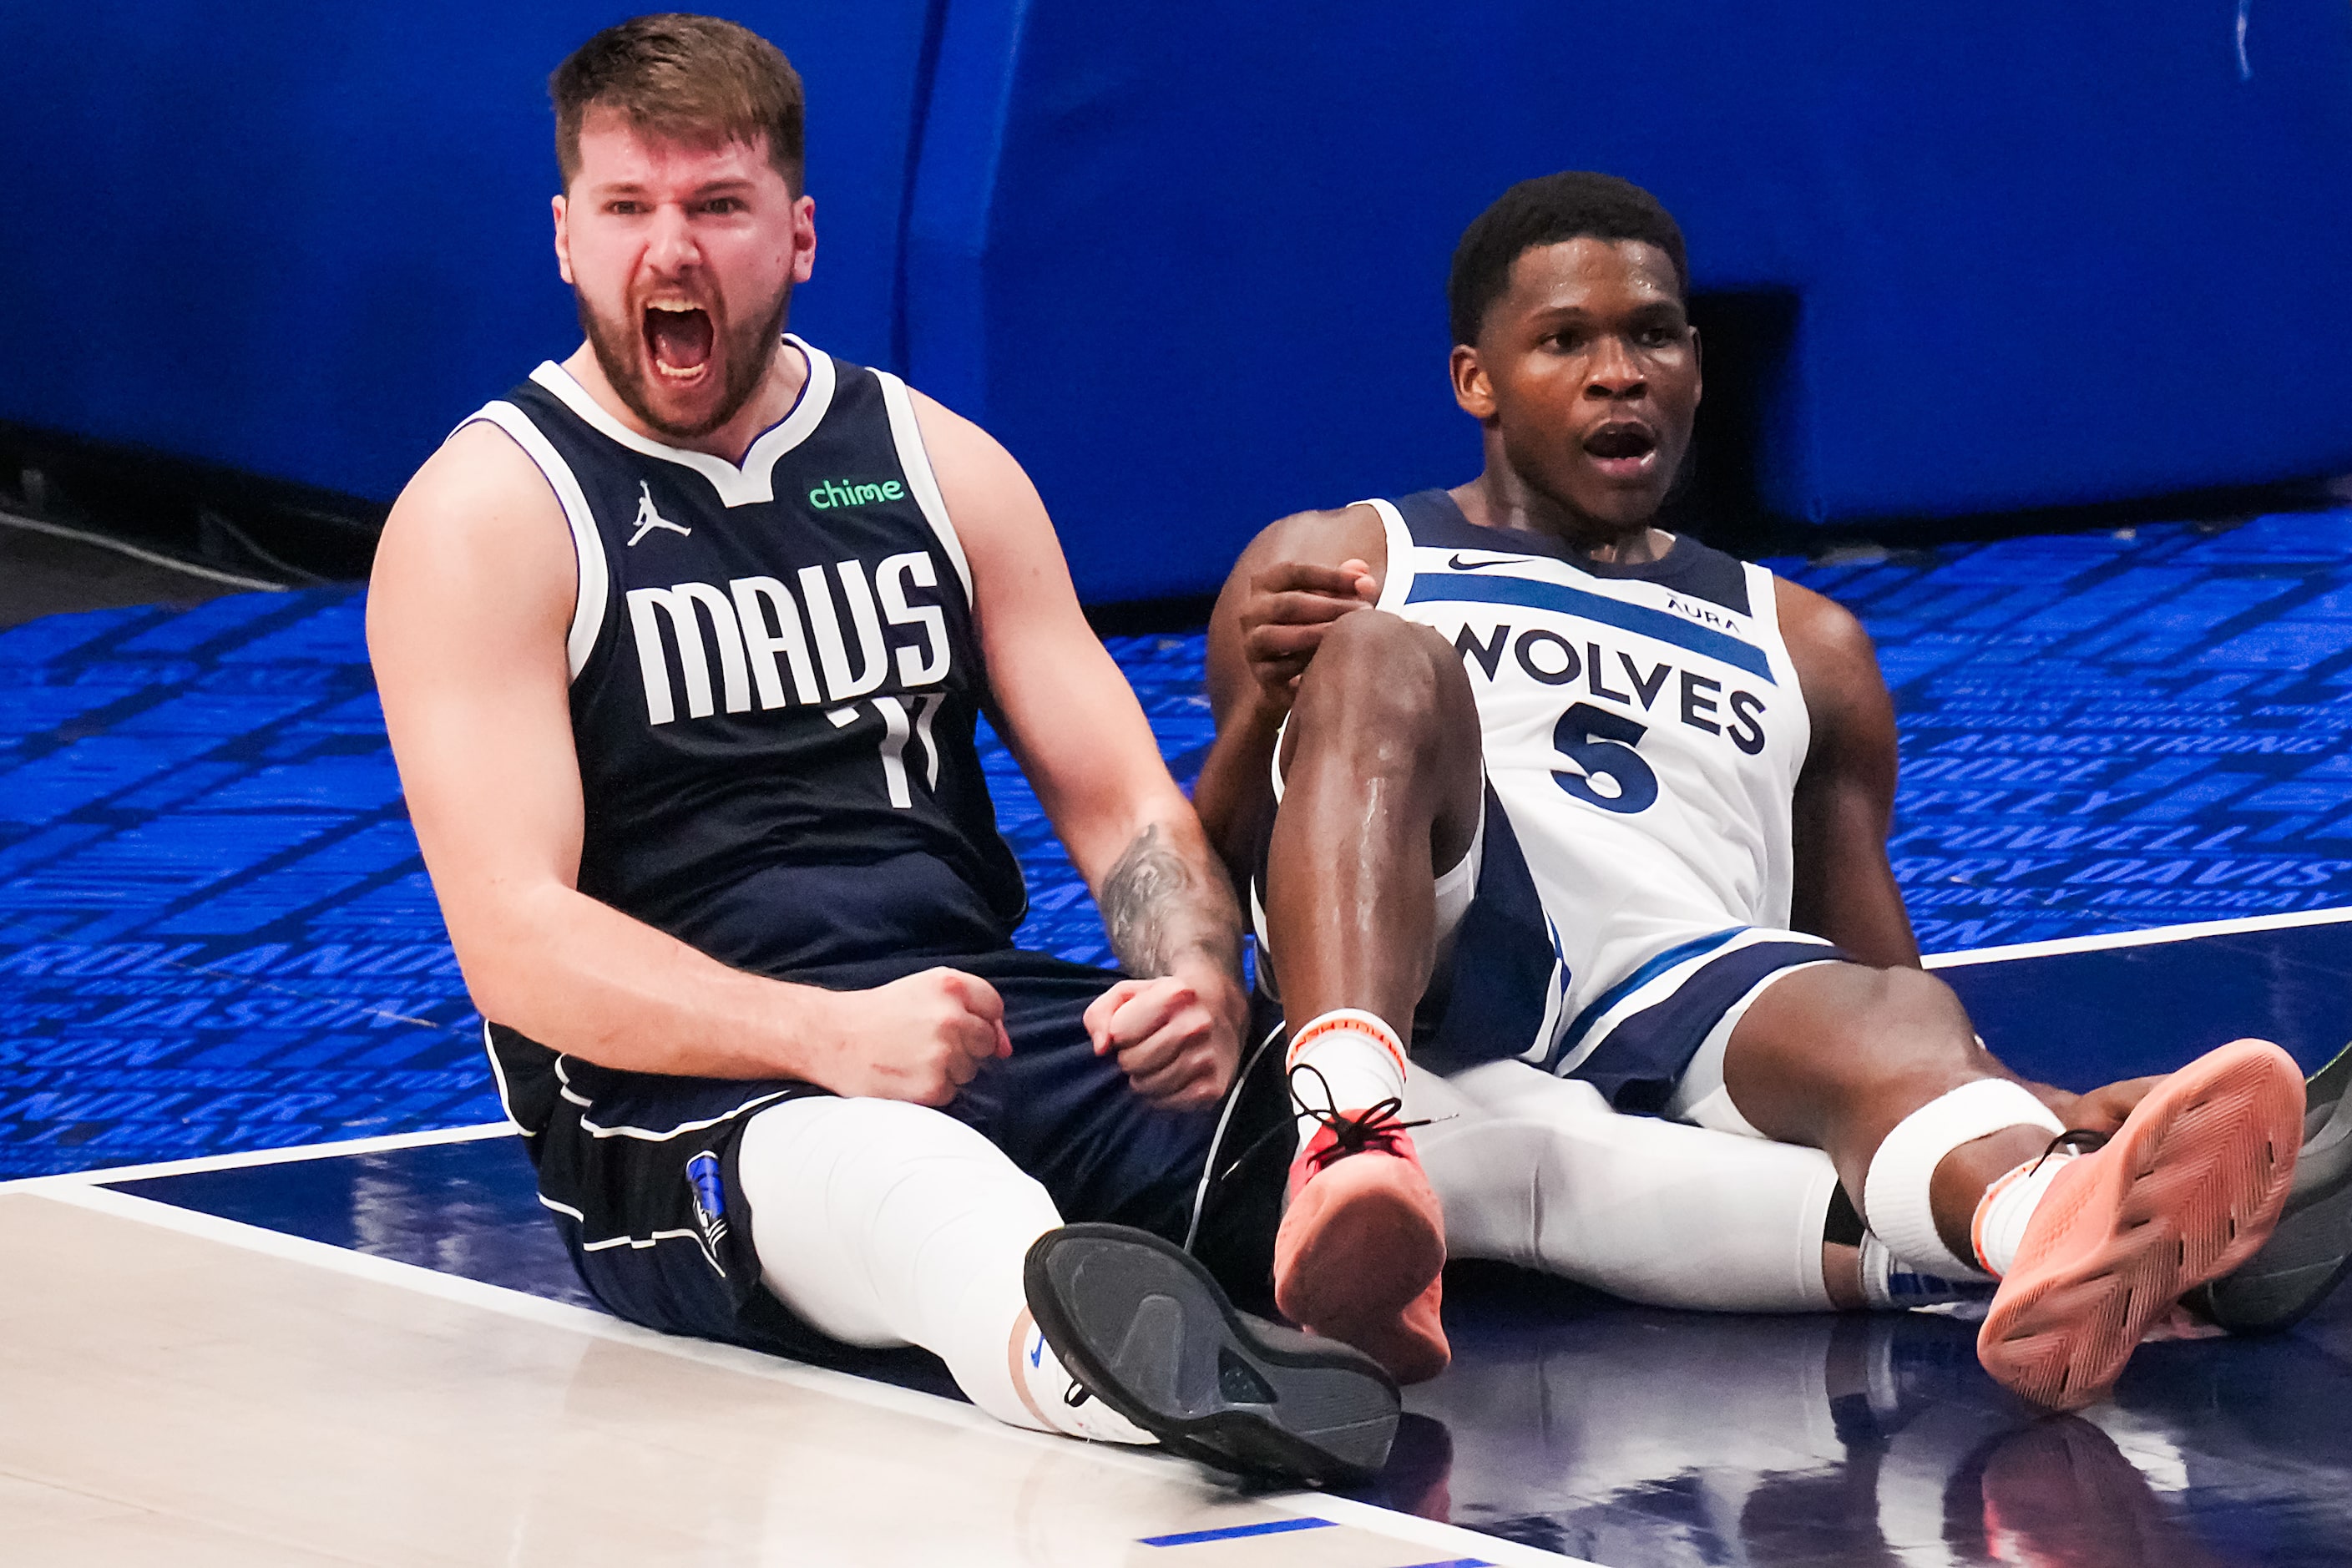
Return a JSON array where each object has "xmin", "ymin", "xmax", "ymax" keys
[
  {"xmin": 643, "ymin": 299, "xmax": 716, "ymax": 382},
  {"xmin": 1582, "ymin": 421, "xmax": 1658, "ymax": 478}
]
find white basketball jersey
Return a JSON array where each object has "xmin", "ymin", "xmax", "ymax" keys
[{"xmin": 1370, "ymin": 491, "xmax": 1813, "ymax": 1062}]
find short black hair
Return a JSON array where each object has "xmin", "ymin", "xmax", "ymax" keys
[{"xmin": 1447, "ymin": 172, "xmax": 1689, "ymax": 347}]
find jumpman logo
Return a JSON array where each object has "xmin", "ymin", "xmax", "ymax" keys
[{"xmin": 625, "ymin": 482, "xmax": 691, "ymax": 547}]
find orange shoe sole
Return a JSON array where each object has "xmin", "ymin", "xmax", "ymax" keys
[
  {"xmin": 1273, "ymin": 1152, "xmax": 1449, "ymax": 1383},
  {"xmin": 1978, "ymin": 1039, "xmax": 2304, "ymax": 1410}
]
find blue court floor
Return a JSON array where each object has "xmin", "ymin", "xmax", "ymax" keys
[{"xmin": 8, "ymin": 508, "xmax": 2352, "ymax": 1565}]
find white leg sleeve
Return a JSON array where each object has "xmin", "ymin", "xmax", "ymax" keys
[
  {"xmin": 1404, "ymin": 1060, "xmax": 1843, "ymax": 1312},
  {"xmin": 736, "ymin": 1097, "xmax": 1064, "ymax": 1432}
]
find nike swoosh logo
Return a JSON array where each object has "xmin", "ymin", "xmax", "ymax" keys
[
  {"xmin": 1447, "ymin": 551, "xmax": 1532, "ymax": 572},
  {"xmin": 1029, "ymin": 1333, "xmax": 1045, "ymax": 1368}
]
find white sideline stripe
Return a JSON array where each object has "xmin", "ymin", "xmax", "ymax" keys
[
  {"xmin": 1922, "ymin": 903, "xmax": 2352, "ymax": 969},
  {"xmin": 8, "ymin": 903, "xmax": 2352, "ymax": 1194},
  {"xmin": 24, "ymin": 1184, "xmax": 1587, "ymax": 1568},
  {"xmin": 0, "ymin": 1121, "xmax": 513, "ymax": 1191}
]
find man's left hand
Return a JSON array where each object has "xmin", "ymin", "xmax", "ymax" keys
[{"xmin": 1084, "ymin": 973, "xmax": 1244, "ymax": 1111}]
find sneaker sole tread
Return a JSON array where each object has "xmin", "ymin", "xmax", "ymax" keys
[
  {"xmin": 1025, "ymin": 1224, "xmax": 1400, "ymax": 1486},
  {"xmin": 1978, "ymin": 1039, "xmax": 2303, "ymax": 1410}
]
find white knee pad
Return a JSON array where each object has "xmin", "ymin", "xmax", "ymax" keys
[
  {"xmin": 1409, "ymin": 1060, "xmax": 1842, "ymax": 1312},
  {"xmin": 1860, "ymin": 1079, "xmax": 2062, "ymax": 1279}
]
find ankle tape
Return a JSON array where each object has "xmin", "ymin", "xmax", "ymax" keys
[{"xmin": 1862, "ymin": 1079, "xmax": 2061, "ymax": 1280}]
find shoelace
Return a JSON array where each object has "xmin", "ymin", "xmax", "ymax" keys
[
  {"xmin": 2031, "ymin": 1128, "xmax": 2110, "ymax": 1175},
  {"xmin": 1290, "ymin": 1063, "xmax": 1433, "ymax": 1176}
]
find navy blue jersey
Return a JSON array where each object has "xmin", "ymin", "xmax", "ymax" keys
[{"xmin": 460, "ymin": 336, "xmax": 1027, "ymax": 978}]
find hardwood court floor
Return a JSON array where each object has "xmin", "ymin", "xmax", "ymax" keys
[{"xmin": 0, "ymin": 1186, "xmax": 1540, "ymax": 1567}]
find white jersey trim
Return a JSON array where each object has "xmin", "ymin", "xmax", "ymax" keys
[
  {"xmin": 479, "ymin": 1020, "xmax": 535, "ymax": 1139},
  {"xmin": 1550, "ymin": 927, "xmax": 1832, "ymax": 1079},
  {"xmin": 457, "ymin": 400, "xmax": 609, "ymax": 681},
  {"xmin": 1367, "ymin": 498, "xmax": 1416, "ymax": 611},
  {"xmin": 873, "ymin": 370, "xmax": 975, "ymax": 605},
  {"xmin": 578, "ymin": 1089, "xmax": 798, "ymax": 1141},
  {"xmin": 524, "ymin": 335, "xmax": 838, "ymax": 508},
  {"xmin": 1743, "ymin": 566, "xmax": 1813, "ymax": 772}
]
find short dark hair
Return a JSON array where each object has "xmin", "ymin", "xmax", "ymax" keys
[
  {"xmin": 1447, "ymin": 172, "xmax": 1689, "ymax": 347},
  {"xmin": 550, "ymin": 14, "xmax": 806, "ymax": 191}
]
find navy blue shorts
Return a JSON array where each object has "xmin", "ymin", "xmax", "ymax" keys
[
  {"xmin": 1251, "ymin": 782, "xmax": 1845, "ymax": 1110},
  {"xmin": 488, "ymin": 948, "xmax": 1288, "ymax": 1363}
]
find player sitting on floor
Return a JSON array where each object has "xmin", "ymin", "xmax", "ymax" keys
[
  {"xmin": 367, "ymin": 14, "xmax": 1403, "ymax": 1485},
  {"xmin": 1191, "ymin": 170, "xmax": 2323, "ymax": 1409}
]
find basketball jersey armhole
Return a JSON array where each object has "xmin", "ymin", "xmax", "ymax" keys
[
  {"xmin": 1365, "ymin": 498, "xmax": 1416, "ymax": 610},
  {"xmin": 873, "ymin": 371, "xmax": 976, "ymax": 607},
  {"xmin": 1744, "ymin": 564, "xmax": 1814, "ymax": 770},
  {"xmin": 455, "ymin": 401, "xmax": 609, "ymax": 681}
]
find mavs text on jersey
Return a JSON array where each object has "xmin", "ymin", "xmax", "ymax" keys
[{"xmin": 458, "ymin": 333, "xmax": 1028, "ymax": 982}]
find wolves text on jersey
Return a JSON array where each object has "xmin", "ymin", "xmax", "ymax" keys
[
  {"xmin": 1450, "ymin": 619, "xmax": 1768, "ymax": 756},
  {"xmin": 625, "ymin": 549, "xmax": 951, "ymax": 726}
]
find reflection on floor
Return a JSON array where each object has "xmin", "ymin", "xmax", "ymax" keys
[
  {"xmin": 1425, "ymin": 1262, "xmax": 2352, "ymax": 1568},
  {"xmin": 86, "ymin": 917, "xmax": 2352, "ymax": 1568}
]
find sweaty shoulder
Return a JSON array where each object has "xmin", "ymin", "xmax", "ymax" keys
[
  {"xmin": 1769, "ymin": 571, "xmax": 1890, "ymax": 733},
  {"xmin": 903, "ymin": 385, "xmax": 1024, "ymax": 503},
  {"xmin": 900, "ymin": 387, "xmax": 1062, "ymax": 626},
  {"xmin": 1229, "ymin": 502, "xmax": 1390, "ymax": 593},
  {"xmin": 368, "ymin": 420, "xmax": 577, "ymax": 656}
]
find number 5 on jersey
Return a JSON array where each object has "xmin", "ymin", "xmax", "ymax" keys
[{"xmin": 1552, "ymin": 701, "xmax": 1658, "ymax": 813}]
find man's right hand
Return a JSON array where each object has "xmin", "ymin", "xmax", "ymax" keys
[
  {"xmin": 812, "ymin": 967, "xmax": 1013, "ymax": 1106},
  {"xmin": 1236, "ymin": 558, "xmax": 1377, "ymax": 701}
]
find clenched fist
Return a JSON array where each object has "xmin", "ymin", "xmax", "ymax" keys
[
  {"xmin": 1085, "ymin": 972, "xmax": 1242, "ymax": 1111},
  {"xmin": 1237, "ymin": 558, "xmax": 1377, "ymax": 700},
  {"xmin": 810, "ymin": 967, "xmax": 1011, "ymax": 1106}
]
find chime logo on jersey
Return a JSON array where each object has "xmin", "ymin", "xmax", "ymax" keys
[
  {"xmin": 685, "ymin": 1151, "xmax": 729, "ymax": 1276},
  {"xmin": 625, "ymin": 550, "xmax": 953, "ymax": 724}
]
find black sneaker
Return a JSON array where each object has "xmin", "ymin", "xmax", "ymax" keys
[
  {"xmin": 1024, "ymin": 1222, "xmax": 1400, "ymax": 1486},
  {"xmin": 2184, "ymin": 1039, "xmax": 2352, "ymax": 1333}
]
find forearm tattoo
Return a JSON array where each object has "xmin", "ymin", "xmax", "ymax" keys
[{"xmin": 1100, "ymin": 822, "xmax": 1243, "ymax": 981}]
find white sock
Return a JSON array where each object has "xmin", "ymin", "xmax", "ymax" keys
[
  {"xmin": 1970, "ymin": 1150, "xmax": 2081, "ymax": 1277},
  {"xmin": 736, "ymin": 1097, "xmax": 1152, "ymax": 1445},
  {"xmin": 1861, "ymin": 1079, "xmax": 2063, "ymax": 1280},
  {"xmin": 1287, "ymin": 1008, "xmax": 1408, "ymax": 1153},
  {"xmin": 1013, "ymin": 1314, "xmax": 1153, "ymax": 1444},
  {"xmin": 1859, "ymin": 1231, "xmax": 1995, "ymax": 1308}
]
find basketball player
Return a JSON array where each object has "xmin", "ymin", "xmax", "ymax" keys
[
  {"xmin": 367, "ymin": 15, "xmax": 1401, "ymax": 1484},
  {"xmin": 1193, "ymin": 171, "xmax": 2314, "ymax": 1409}
]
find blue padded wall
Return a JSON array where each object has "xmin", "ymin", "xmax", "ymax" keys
[
  {"xmin": 7, "ymin": 4, "xmax": 2352, "ymax": 602},
  {"xmin": 907, "ymin": 1, "xmax": 2352, "ymax": 599},
  {"xmin": 0, "ymin": 2, "xmax": 936, "ymax": 502}
]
